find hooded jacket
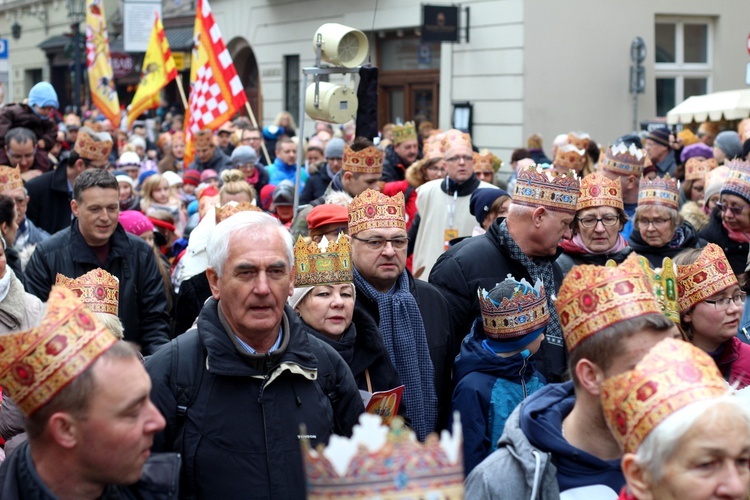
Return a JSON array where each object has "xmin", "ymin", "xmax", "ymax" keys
[
  {"xmin": 381, "ymin": 144, "xmax": 408, "ymax": 182},
  {"xmin": 699, "ymin": 207, "xmax": 749, "ymax": 276},
  {"xmin": 628, "ymin": 220, "xmax": 705, "ymax": 268}
]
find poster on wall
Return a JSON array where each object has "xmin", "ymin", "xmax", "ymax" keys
[{"xmin": 124, "ymin": 0, "xmax": 162, "ymax": 52}]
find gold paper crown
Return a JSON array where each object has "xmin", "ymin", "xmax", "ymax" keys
[
  {"xmin": 423, "ymin": 136, "xmax": 445, "ymax": 161},
  {"xmin": 348, "ymin": 189, "xmax": 406, "ymax": 235},
  {"xmin": 0, "ymin": 165, "xmax": 23, "ymax": 193},
  {"xmin": 567, "ymin": 132, "xmax": 590, "ymax": 152},
  {"xmin": 577, "ymin": 172, "xmax": 624, "ymax": 211},
  {"xmin": 302, "ymin": 414, "xmax": 463, "ymax": 499},
  {"xmin": 556, "ymin": 253, "xmax": 661, "ymax": 351},
  {"xmin": 676, "ymin": 243, "xmax": 738, "ymax": 313},
  {"xmin": 478, "ymin": 276, "xmax": 549, "ymax": 340},
  {"xmin": 513, "ymin": 165, "xmax": 581, "ymax": 214},
  {"xmin": 600, "ymin": 143, "xmax": 646, "ymax": 176},
  {"xmin": 473, "ymin": 149, "xmax": 502, "ymax": 173},
  {"xmin": 392, "ymin": 121, "xmax": 417, "ymax": 144},
  {"xmin": 633, "ymin": 255, "xmax": 680, "ymax": 324},
  {"xmin": 601, "ymin": 338, "xmax": 727, "ymax": 454},
  {"xmin": 685, "ymin": 158, "xmax": 718, "ymax": 182},
  {"xmin": 638, "ymin": 174, "xmax": 679, "ymax": 211},
  {"xmin": 215, "ymin": 201, "xmax": 263, "ymax": 224},
  {"xmin": 293, "ymin": 235, "xmax": 353, "ymax": 287},
  {"xmin": 0, "ymin": 286, "xmax": 117, "ymax": 416},
  {"xmin": 55, "ymin": 269, "xmax": 120, "ymax": 316},
  {"xmin": 441, "ymin": 129, "xmax": 472, "ymax": 154},
  {"xmin": 554, "ymin": 144, "xmax": 586, "ymax": 172},
  {"xmin": 342, "ymin": 145, "xmax": 384, "ymax": 175},
  {"xmin": 74, "ymin": 126, "xmax": 114, "ymax": 162}
]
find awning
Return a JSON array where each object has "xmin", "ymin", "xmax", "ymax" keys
[{"xmin": 666, "ymin": 89, "xmax": 750, "ymax": 124}]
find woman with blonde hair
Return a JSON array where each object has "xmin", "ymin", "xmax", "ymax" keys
[
  {"xmin": 273, "ymin": 110, "xmax": 297, "ymax": 137},
  {"xmin": 219, "ymin": 169, "xmax": 256, "ymax": 204},
  {"xmin": 157, "ymin": 131, "xmax": 185, "ymax": 174},
  {"xmin": 140, "ymin": 173, "xmax": 185, "ymax": 236}
]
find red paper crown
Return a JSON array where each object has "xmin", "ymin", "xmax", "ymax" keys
[
  {"xmin": 342, "ymin": 145, "xmax": 384, "ymax": 175},
  {"xmin": 577, "ymin": 172, "xmax": 624, "ymax": 211},
  {"xmin": 348, "ymin": 189, "xmax": 406, "ymax": 235}
]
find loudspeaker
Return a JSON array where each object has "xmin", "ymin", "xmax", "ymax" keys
[
  {"xmin": 305, "ymin": 82, "xmax": 359, "ymax": 124},
  {"xmin": 313, "ymin": 23, "xmax": 369, "ymax": 68}
]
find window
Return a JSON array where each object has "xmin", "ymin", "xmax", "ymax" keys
[
  {"xmin": 284, "ymin": 55, "xmax": 300, "ymax": 124},
  {"xmin": 655, "ymin": 18, "xmax": 712, "ymax": 117}
]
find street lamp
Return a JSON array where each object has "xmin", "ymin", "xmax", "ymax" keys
[{"xmin": 65, "ymin": 0, "xmax": 86, "ymax": 115}]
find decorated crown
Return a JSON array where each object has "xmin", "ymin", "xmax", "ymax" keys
[
  {"xmin": 513, "ymin": 165, "xmax": 580, "ymax": 214},
  {"xmin": 638, "ymin": 175, "xmax": 679, "ymax": 211},
  {"xmin": 721, "ymin": 160, "xmax": 750, "ymax": 203},
  {"xmin": 343, "ymin": 145, "xmax": 384, "ymax": 175},
  {"xmin": 0, "ymin": 286, "xmax": 118, "ymax": 416},
  {"xmin": 392, "ymin": 121, "xmax": 417, "ymax": 144},
  {"xmin": 556, "ymin": 253, "xmax": 661, "ymax": 351},
  {"xmin": 601, "ymin": 338, "xmax": 727, "ymax": 454},
  {"xmin": 600, "ymin": 143, "xmax": 646, "ymax": 176},
  {"xmin": 478, "ymin": 276, "xmax": 549, "ymax": 341},
  {"xmin": 676, "ymin": 243, "xmax": 738, "ymax": 313},
  {"xmin": 633, "ymin": 255, "xmax": 680, "ymax": 324},
  {"xmin": 685, "ymin": 158, "xmax": 718, "ymax": 182},
  {"xmin": 553, "ymin": 144, "xmax": 586, "ymax": 172},
  {"xmin": 215, "ymin": 201, "xmax": 263, "ymax": 224},
  {"xmin": 293, "ymin": 235, "xmax": 353, "ymax": 287},
  {"xmin": 348, "ymin": 189, "xmax": 406, "ymax": 235},
  {"xmin": 55, "ymin": 269, "xmax": 120, "ymax": 316},
  {"xmin": 441, "ymin": 129, "xmax": 472, "ymax": 155},
  {"xmin": 423, "ymin": 136, "xmax": 445, "ymax": 161},
  {"xmin": 577, "ymin": 172, "xmax": 623, "ymax": 211},
  {"xmin": 567, "ymin": 132, "xmax": 591, "ymax": 152},
  {"xmin": 473, "ymin": 149, "xmax": 502, "ymax": 173},
  {"xmin": 0, "ymin": 165, "xmax": 23, "ymax": 193},
  {"xmin": 302, "ymin": 413, "xmax": 463, "ymax": 499},
  {"xmin": 74, "ymin": 126, "xmax": 114, "ymax": 162}
]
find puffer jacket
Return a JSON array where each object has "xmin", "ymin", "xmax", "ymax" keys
[
  {"xmin": 629, "ymin": 220, "xmax": 705, "ymax": 268},
  {"xmin": 699, "ymin": 207, "xmax": 750, "ymax": 276},
  {"xmin": 299, "ymin": 161, "xmax": 333, "ymax": 205},
  {"xmin": 381, "ymin": 144, "xmax": 408, "ymax": 182}
]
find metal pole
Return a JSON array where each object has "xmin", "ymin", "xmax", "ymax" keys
[
  {"xmin": 632, "ymin": 93, "xmax": 638, "ymax": 132},
  {"xmin": 293, "ymin": 71, "xmax": 308, "ymax": 214},
  {"xmin": 72, "ymin": 21, "xmax": 82, "ymax": 116}
]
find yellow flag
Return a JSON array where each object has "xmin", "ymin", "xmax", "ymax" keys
[
  {"xmin": 127, "ymin": 15, "xmax": 177, "ymax": 127},
  {"xmin": 85, "ymin": 0, "xmax": 120, "ymax": 127}
]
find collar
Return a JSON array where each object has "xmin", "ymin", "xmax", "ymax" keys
[{"xmin": 440, "ymin": 174, "xmax": 481, "ymax": 196}]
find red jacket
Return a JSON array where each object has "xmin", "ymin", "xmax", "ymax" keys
[{"xmin": 717, "ymin": 336, "xmax": 750, "ymax": 389}]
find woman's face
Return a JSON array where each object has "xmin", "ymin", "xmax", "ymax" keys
[
  {"xmin": 139, "ymin": 230, "xmax": 154, "ymax": 249},
  {"xmin": 119, "ymin": 182, "xmax": 132, "ymax": 201},
  {"xmin": 2, "ymin": 206, "xmax": 19, "ymax": 248},
  {"xmin": 171, "ymin": 141, "xmax": 185, "ymax": 159},
  {"xmin": 684, "ymin": 285, "xmax": 744, "ymax": 352},
  {"xmin": 474, "ymin": 168, "xmax": 495, "ymax": 184},
  {"xmin": 688, "ymin": 179, "xmax": 705, "ymax": 202},
  {"xmin": 296, "ymin": 284, "xmax": 354, "ymax": 339},
  {"xmin": 577, "ymin": 206, "xmax": 622, "ymax": 253},
  {"xmin": 425, "ymin": 160, "xmax": 446, "ymax": 181},
  {"xmin": 637, "ymin": 206, "xmax": 676, "ymax": 248},
  {"xmin": 719, "ymin": 194, "xmax": 750, "ymax": 232},
  {"xmin": 0, "ymin": 244, "xmax": 7, "ymax": 279},
  {"xmin": 706, "ymin": 194, "xmax": 720, "ymax": 212},
  {"xmin": 152, "ymin": 181, "xmax": 170, "ymax": 204}
]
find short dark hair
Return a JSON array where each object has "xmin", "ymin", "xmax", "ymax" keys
[
  {"xmin": 6, "ymin": 127, "xmax": 37, "ymax": 147},
  {"xmin": 73, "ymin": 168, "xmax": 119, "ymax": 202},
  {"xmin": 510, "ymin": 148, "xmax": 531, "ymax": 164},
  {"xmin": 0, "ymin": 194, "xmax": 15, "ymax": 230},
  {"xmin": 275, "ymin": 137, "xmax": 294, "ymax": 152},
  {"xmin": 349, "ymin": 137, "xmax": 374, "ymax": 152}
]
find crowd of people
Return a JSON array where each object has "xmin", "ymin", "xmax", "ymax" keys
[{"xmin": 1, "ymin": 79, "xmax": 750, "ymax": 498}]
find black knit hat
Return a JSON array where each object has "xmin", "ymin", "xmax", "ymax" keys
[{"xmin": 646, "ymin": 127, "xmax": 670, "ymax": 148}]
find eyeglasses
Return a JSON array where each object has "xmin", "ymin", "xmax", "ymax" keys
[
  {"xmin": 350, "ymin": 235, "xmax": 409, "ymax": 251},
  {"xmin": 716, "ymin": 202, "xmax": 749, "ymax": 216},
  {"xmin": 242, "ymin": 136, "xmax": 261, "ymax": 143},
  {"xmin": 638, "ymin": 218, "xmax": 671, "ymax": 228},
  {"xmin": 703, "ymin": 292, "xmax": 747, "ymax": 310},
  {"xmin": 444, "ymin": 155, "xmax": 473, "ymax": 164},
  {"xmin": 426, "ymin": 166, "xmax": 445, "ymax": 173},
  {"xmin": 576, "ymin": 215, "xmax": 620, "ymax": 228}
]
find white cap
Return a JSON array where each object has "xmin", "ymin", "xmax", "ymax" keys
[
  {"xmin": 162, "ymin": 170, "xmax": 183, "ymax": 187},
  {"xmin": 118, "ymin": 151, "xmax": 141, "ymax": 167},
  {"xmin": 116, "ymin": 175, "xmax": 134, "ymax": 188}
]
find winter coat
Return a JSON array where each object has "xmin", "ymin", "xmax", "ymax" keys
[
  {"xmin": 146, "ymin": 299, "xmax": 363, "ymax": 499},
  {"xmin": 680, "ymin": 200, "xmax": 709, "ymax": 232},
  {"xmin": 173, "ymin": 271, "xmax": 211, "ymax": 337},
  {"xmin": 25, "ymin": 221, "xmax": 171, "ymax": 355},
  {"xmin": 187, "ymin": 148, "xmax": 231, "ymax": 173},
  {"xmin": 451, "ymin": 320, "xmax": 546, "ymax": 475},
  {"xmin": 354, "ymin": 271, "xmax": 454, "ymax": 431},
  {"xmin": 0, "ymin": 102, "xmax": 57, "ymax": 171},
  {"xmin": 267, "ymin": 157, "xmax": 309, "ymax": 189},
  {"xmin": 716, "ymin": 337, "xmax": 750, "ymax": 389},
  {"xmin": 24, "ymin": 158, "xmax": 72, "ymax": 235},
  {"xmin": 699, "ymin": 207, "xmax": 749, "ymax": 276},
  {"xmin": 555, "ymin": 241, "xmax": 633, "ymax": 277},
  {"xmin": 629, "ymin": 220, "xmax": 705, "ymax": 268},
  {"xmin": 381, "ymin": 144, "xmax": 408, "ymax": 182},
  {"xmin": 299, "ymin": 161, "xmax": 333, "ymax": 205}
]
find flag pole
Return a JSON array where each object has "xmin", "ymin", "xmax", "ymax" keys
[
  {"xmin": 174, "ymin": 75, "xmax": 189, "ymax": 111},
  {"xmin": 244, "ymin": 101, "xmax": 272, "ymax": 166}
]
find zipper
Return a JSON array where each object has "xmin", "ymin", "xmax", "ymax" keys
[
  {"xmin": 519, "ymin": 357, "xmax": 528, "ymax": 399},
  {"xmin": 259, "ymin": 372, "xmax": 272, "ymax": 496}
]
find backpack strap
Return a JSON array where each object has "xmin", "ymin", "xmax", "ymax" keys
[{"xmin": 169, "ymin": 327, "xmax": 205, "ymax": 455}]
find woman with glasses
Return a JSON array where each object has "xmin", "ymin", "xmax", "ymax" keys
[
  {"xmin": 675, "ymin": 244, "xmax": 750, "ymax": 388},
  {"xmin": 629, "ymin": 175, "xmax": 705, "ymax": 268},
  {"xmin": 678, "ymin": 158, "xmax": 717, "ymax": 232},
  {"xmin": 557, "ymin": 172, "xmax": 631, "ymax": 275}
]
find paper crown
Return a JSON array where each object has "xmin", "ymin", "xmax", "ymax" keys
[
  {"xmin": 685, "ymin": 158, "xmax": 718, "ymax": 182},
  {"xmin": 599, "ymin": 143, "xmax": 646, "ymax": 176},
  {"xmin": 342, "ymin": 145, "xmax": 384, "ymax": 175},
  {"xmin": 478, "ymin": 276, "xmax": 549, "ymax": 341},
  {"xmin": 473, "ymin": 149, "xmax": 502, "ymax": 173},
  {"xmin": 601, "ymin": 338, "xmax": 727, "ymax": 454},
  {"xmin": 567, "ymin": 132, "xmax": 591, "ymax": 152},
  {"xmin": 302, "ymin": 413, "xmax": 463, "ymax": 499},
  {"xmin": 633, "ymin": 255, "xmax": 680, "ymax": 324},
  {"xmin": 215, "ymin": 201, "xmax": 263, "ymax": 224},
  {"xmin": 55, "ymin": 269, "xmax": 120, "ymax": 316},
  {"xmin": 348, "ymin": 189, "xmax": 406, "ymax": 235},
  {"xmin": 441, "ymin": 129, "xmax": 472, "ymax": 154},
  {"xmin": 74, "ymin": 126, "xmax": 114, "ymax": 162},
  {"xmin": 293, "ymin": 235, "xmax": 353, "ymax": 287},
  {"xmin": 638, "ymin": 175, "xmax": 679, "ymax": 211},
  {"xmin": 423, "ymin": 136, "xmax": 445, "ymax": 161},
  {"xmin": 577, "ymin": 172, "xmax": 624, "ymax": 211},
  {"xmin": 392, "ymin": 121, "xmax": 417, "ymax": 144},
  {"xmin": 721, "ymin": 160, "xmax": 750, "ymax": 204},
  {"xmin": 0, "ymin": 165, "xmax": 23, "ymax": 193},
  {"xmin": 513, "ymin": 165, "xmax": 580, "ymax": 214},
  {"xmin": 676, "ymin": 243, "xmax": 738, "ymax": 313},
  {"xmin": 556, "ymin": 253, "xmax": 661, "ymax": 351},
  {"xmin": 553, "ymin": 144, "xmax": 586, "ymax": 172},
  {"xmin": 0, "ymin": 286, "xmax": 117, "ymax": 416}
]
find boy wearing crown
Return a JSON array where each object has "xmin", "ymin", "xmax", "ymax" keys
[{"xmin": 451, "ymin": 276, "xmax": 549, "ymax": 475}]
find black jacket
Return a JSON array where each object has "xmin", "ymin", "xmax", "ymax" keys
[
  {"xmin": 299, "ymin": 162, "xmax": 333, "ymax": 205},
  {"xmin": 354, "ymin": 272, "xmax": 454, "ymax": 430},
  {"xmin": 629, "ymin": 221, "xmax": 706, "ymax": 268},
  {"xmin": 699, "ymin": 208, "xmax": 750, "ymax": 276},
  {"xmin": 381, "ymin": 145, "xmax": 408, "ymax": 182},
  {"xmin": 187, "ymin": 148, "xmax": 231, "ymax": 173},
  {"xmin": 25, "ymin": 221, "xmax": 171, "ymax": 355},
  {"xmin": 146, "ymin": 300, "xmax": 363, "ymax": 499},
  {"xmin": 25, "ymin": 159, "xmax": 72, "ymax": 235},
  {"xmin": 173, "ymin": 271, "xmax": 211, "ymax": 337}
]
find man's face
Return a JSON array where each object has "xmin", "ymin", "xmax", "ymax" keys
[
  {"xmin": 71, "ymin": 187, "xmax": 120, "ymax": 247},
  {"xmin": 276, "ymin": 143, "xmax": 297, "ymax": 165},
  {"xmin": 645, "ymin": 139, "xmax": 668, "ymax": 163},
  {"xmin": 242, "ymin": 130, "xmax": 262, "ymax": 154},
  {"xmin": 6, "ymin": 138, "xmax": 35, "ymax": 171},
  {"xmin": 343, "ymin": 172, "xmax": 381, "ymax": 198},
  {"xmin": 307, "ymin": 149, "xmax": 324, "ymax": 166},
  {"xmin": 351, "ymin": 227, "xmax": 408, "ymax": 293},
  {"xmin": 217, "ymin": 132, "xmax": 231, "ymax": 147},
  {"xmin": 394, "ymin": 139, "xmax": 419, "ymax": 164},
  {"xmin": 195, "ymin": 143, "xmax": 214, "ymax": 163},
  {"xmin": 207, "ymin": 228, "xmax": 294, "ymax": 345},
  {"xmin": 67, "ymin": 129, "xmax": 79, "ymax": 144},
  {"xmin": 133, "ymin": 126, "xmax": 146, "ymax": 139},
  {"xmin": 444, "ymin": 144, "xmax": 474, "ymax": 183},
  {"xmin": 76, "ymin": 356, "xmax": 165, "ymax": 486},
  {"xmin": 537, "ymin": 209, "xmax": 573, "ymax": 256},
  {"xmin": 6, "ymin": 187, "xmax": 27, "ymax": 223}
]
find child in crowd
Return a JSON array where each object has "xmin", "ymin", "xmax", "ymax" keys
[{"xmin": 140, "ymin": 173, "xmax": 185, "ymax": 236}]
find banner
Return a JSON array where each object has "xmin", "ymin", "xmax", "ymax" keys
[{"xmin": 85, "ymin": 0, "xmax": 120, "ymax": 127}]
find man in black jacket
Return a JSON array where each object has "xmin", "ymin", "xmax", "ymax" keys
[
  {"xmin": 382, "ymin": 121, "xmax": 419, "ymax": 182},
  {"xmin": 146, "ymin": 211, "xmax": 363, "ymax": 499},
  {"xmin": 25, "ymin": 169, "xmax": 171, "ymax": 355}
]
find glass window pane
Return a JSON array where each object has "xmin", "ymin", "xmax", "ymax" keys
[
  {"xmin": 684, "ymin": 78, "xmax": 708, "ymax": 98},
  {"xmin": 413, "ymin": 88, "xmax": 434, "ymax": 123},
  {"xmin": 655, "ymin": 23, "xmax": 676, "ymax": 63},
  {"xmin": 380, "ymin": 38, "xmax": 440, "ymax": 71},
  {"xmin": 656, "ymin": 78, "xmax": 676, "ymax": 117},
  {"xmin": 684, "ymin": 24, "xmax": 708, "ymax": 63},
  {"xmin": 389, "ymin": 89, "xmax": 405, "ymax": 124},
  {"xmin": 284, "ymin": 55, "xmax": 300, "ymax": 124}
]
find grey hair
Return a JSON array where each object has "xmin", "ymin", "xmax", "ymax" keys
[
  {"xmin": 6, "ymin": 127, "xmax": 37, "ymax": 146},
  {"xmin": 633, "ymin": 395, "xmax": 750, "ymax": 481},
  {"xmin": 73, "ymin": 169, "xmax": 119, "ymax": 202},
  {"xmin": 633, "ymin": 205, "xmax": 682, "ymax": 232},
  {"xmin": 207, "ymin": 211, "xmax": 294, "ymax": 277}
]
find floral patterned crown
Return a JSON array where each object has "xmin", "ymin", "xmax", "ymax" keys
[
  {"xmin": 55, "ymin": 269, "xmax": 120, "ymax": 316},
  {"xmin": 577, "ymin": 172, "xmax": 623, "ymax": 211},
  {"xmin": 440, "ymin": 129, "xmax": 472, "ymax": 155},
  {"xmin": 0, "ymin": 165, "xmax": 23, "ymax": 193},
  {"xmin": 342, "ymin": 144, "xmax": 383, "ymax": 175},
  {"xmin": 392, "ymin": 121, "xmax": 417, "ymax": 144},
  {"xmin": 215, "ymin": 201, "xmax": 263, "ymax": 224},
  {"xmin": 74, "ymin": 126, "xmax": 114, "ymax": 162},
  {"xmin": 348, "ymin": 189, "xmax": 406, "ymax": 235},
  {"xmin": 676, "ymin": 243, "xmax": 738, "ymax": 313},
  {"xmin": 293, "ymin": 235, "xmax": 352, "ymax": 288},
  {"xmin": 473, "ymin": 149, "xmax": 502, "ymax": 173},
  {"xmin": 685, "ymin": 158, "xmax": 718, "ymax": 182},
  {"xmin": 599, "ymin": 143, "xmax": 646, "ymax": 176},
  {"xmin": 553, "ymin": 144, "xmax": 586, "ymax": 172},
  {"xmin": 513, "ymin": 165, "xmax": 580, "ymax": 214},
  {"xmin": 478, "ymin": 276, "xmax": 549, "ymax": 340},
  {"xmin": 567, "ymin": 132, "xmax": 590, "ymax": 152},
  {"xmin": 638, "ymin": 174, "xmax": 679, "ymax": 211}
]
